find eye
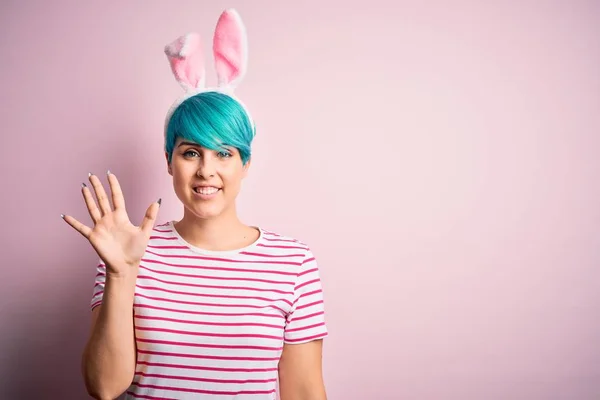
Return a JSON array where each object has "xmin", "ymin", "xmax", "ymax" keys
[
  {"xmin": 217, "ymin": 150, "xmax": 233, "ymax": 158},
  {"xmin": 183, "ymin": 149, "xmax": 199, "ymax": 157}
]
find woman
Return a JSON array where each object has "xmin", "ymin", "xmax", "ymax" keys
[{"xmin": 62, "ymin": 9, "xmax": 328, "ymax": 400}]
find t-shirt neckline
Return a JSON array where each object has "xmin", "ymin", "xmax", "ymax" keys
[{"xmin": 167, "ymin": 220, "xmax": 264, "ymax": 256}]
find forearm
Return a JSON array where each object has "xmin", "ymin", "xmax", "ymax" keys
[
  {"xmin": 278, "ymin": 368, "xmax": 327, "ymax": 400},
  {"xmin": 279, "ymin": 382, "xmax": 327, "ymax": 400},
  {"xmin": 82, "ymin": 270, "xmax": 137, "ymax": 399}
]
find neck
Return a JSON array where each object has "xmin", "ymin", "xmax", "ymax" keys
[{"xmin": 174, "ymin": 206, "xmax": 258, "ymax": 251}]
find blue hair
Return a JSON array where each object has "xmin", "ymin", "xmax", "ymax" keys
[{"xmin": 165, "ymin": 92, "xmax": 255, "ymax": 165}]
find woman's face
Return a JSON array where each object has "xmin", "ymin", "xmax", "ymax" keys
[{"xmin": 166, "ymin": 137, "xmax": 250, "ymax": 220}]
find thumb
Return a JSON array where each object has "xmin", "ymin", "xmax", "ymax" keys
[{"xmin": 140, "ymin": 198, "xmax": 161, "ymax": 234}]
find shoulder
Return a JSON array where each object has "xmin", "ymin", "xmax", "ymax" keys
[
  {"xmin": 153, "ymin": 221, "xmax": 174, "ymax": 233},
  {"xmin": 140, "ymin": 221, "xmax": 180, "ymax": 251},
  {"xmin": 258, "ymin": 228, "xmax": 318, "ymax": 265},
  {"xmin": 260, "ymin": 228, "xmax": 311, "ymax": 251},
  {"xmin": 149, "ymin": 221, "xmax": 177, "ymax": 239}
]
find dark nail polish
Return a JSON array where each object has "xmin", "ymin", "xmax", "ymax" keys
[
  {"xmin": 82, "ymin": 183, "xmax": 87, "ymax": 188},
  {"xmin": 157, "ymin": 198, "xmax": 162, "ymax": 206}
]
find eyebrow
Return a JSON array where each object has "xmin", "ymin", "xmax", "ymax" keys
[
  {"xmin": 177, "ymin": 141, "xmax": 235, "ymax": 153},
  {"xmin": 177, "ymin": 141, "xmax": 201, "ymax": 148}
]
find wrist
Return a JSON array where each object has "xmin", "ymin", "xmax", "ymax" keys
[
  {"xmin": 101, "ymin": 272, "xmax": 137, "ymax": 309},
  {"xmin": 104, "ymin": 271, "xmax": 138, "ymax": 300},
  {"xmin": 105, "ymin": 265, "xmax": 139, "ymax": 283}
]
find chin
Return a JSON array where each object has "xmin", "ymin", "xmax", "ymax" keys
[
  {"xmin": 192, "ymin": 210, "xmax": 222, "ymax": 220},
  {"xmin": 187, "ymin": 201, "xmax": 226, "ymax": 220}
]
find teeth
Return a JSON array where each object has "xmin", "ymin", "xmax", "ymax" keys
[{"xmin": 196, "ymin": 187, "xmax": 219, "ymax": 195}]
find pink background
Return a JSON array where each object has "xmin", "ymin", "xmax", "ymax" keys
[{"xmin": 1, "ymin": 1, "xmax": 599, "ymax": 399}]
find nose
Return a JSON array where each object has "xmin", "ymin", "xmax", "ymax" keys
[{"xmin": 196, "ymin": 153, "xmax": 216, "ymax": 178}]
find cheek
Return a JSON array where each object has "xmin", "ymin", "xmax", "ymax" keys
[
  {"xmin": 171, "ymin": 163, "xmax": 195, "ymax": 186},
  {"xmin": 174, "ymin": 159, "xmax": 194, "ymax": 174},
  {"xmin": 172, "ymin": 168, "xmax": 184, "ymax": 182},
  {"xmin": 221, "ymin": 169, "xmax": 244, "ymax": 190}
]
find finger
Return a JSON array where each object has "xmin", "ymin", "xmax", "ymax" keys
[
  {"xmin": 107, "ymin": 171, "xmax": 126, "ymax": 211},
  {"xmin": 89, "ymin": 173, "xmax": 112, "ymax": 215},
  {"xmin": 140, "ymin": 199, "xmax": 161, "ymax": 235},
  {"xmin": 62, "ymin": 214, "xmax": 92, "ymax": 238},
  {"xmin": 82, "ymin": 183, "xmax": 101, "ymax": 224}
]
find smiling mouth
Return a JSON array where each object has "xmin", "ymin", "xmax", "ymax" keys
[{"xmin": 194, "ymin": 187, "xmax": 221, "ymax": 195}]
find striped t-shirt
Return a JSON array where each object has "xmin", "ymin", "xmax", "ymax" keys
[{"xmin": 90, "ymin": 221, "xmax": 328, "ymax": 400}]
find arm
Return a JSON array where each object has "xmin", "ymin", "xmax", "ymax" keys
[
  {"xmin": 278, "ymin": 339, "xmax": 327, "ymax": 400},
  {"xmin": 81, "ymin": 270, "xmax": 137, "ymax": 400},
  {"xmin": 279, "ymin": 247, "xmax": 328, "ymax": 400},
  {"xmin": 61, "ymin": 172, "xmax": 159, "ymax": 399}
]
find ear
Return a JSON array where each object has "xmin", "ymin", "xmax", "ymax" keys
[
  {"xmin": 213, "ymin": 9, "xmax": 248, "ymax": 90},
  {"xmin": 164, "ymin": 32, "xmax": 206, "ymax": 91},
  {"xmin": 165, "ymin": 151, "xmax": 173, "ymax": 176}
]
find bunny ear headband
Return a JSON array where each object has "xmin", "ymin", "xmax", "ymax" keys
[{"xmin": 163, "ymin": 8, "xmax": 253, "ymax": 137}]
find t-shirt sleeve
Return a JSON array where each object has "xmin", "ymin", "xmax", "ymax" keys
[
  {"xmin": 90, "ymin": 259, "xmax": 107, "ymax": 311},
  {"xmin": 284, "ymin": 249, "xmax": 328, "ymax": 344}
]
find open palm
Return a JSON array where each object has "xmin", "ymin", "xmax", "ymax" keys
[{"xmin": 63, "ymin": 172, "xmax": 160, "ymax": 276}]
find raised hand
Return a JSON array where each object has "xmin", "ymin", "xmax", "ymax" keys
[{"xmin": 62, "ymin": 171, "xmax": 160, "ymax": 277}]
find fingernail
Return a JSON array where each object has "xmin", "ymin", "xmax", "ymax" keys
[
  {"xmin": 82, "ymin": 182, "xmax": 87, "ymax": 188},
  {"xmin": 107, "ymin": 170, "xmax": 111, "ymax": 176},
  {"xmin": 60, "ymin": 214, "xmax": 65, "ymax": 219},
  {"xmin": 88, "ymin": 172, "xmax": 92, "ymax": 177},
  {"xmin": 157, "ymin": 198, "xmax": 162, "ymax": 206}
]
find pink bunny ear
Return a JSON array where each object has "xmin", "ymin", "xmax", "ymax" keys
[
  {"xmin": 164, "ymin": 33, "xmax": 205, "ymax": 91},
  {"xmin": 213, "ymin": 9, "xmax": 248, "ymax": 89}
]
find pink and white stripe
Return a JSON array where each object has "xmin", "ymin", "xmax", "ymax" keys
[{"xmin": 90, "ymin": 221, "xmax": 328, "ymax": 399}]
